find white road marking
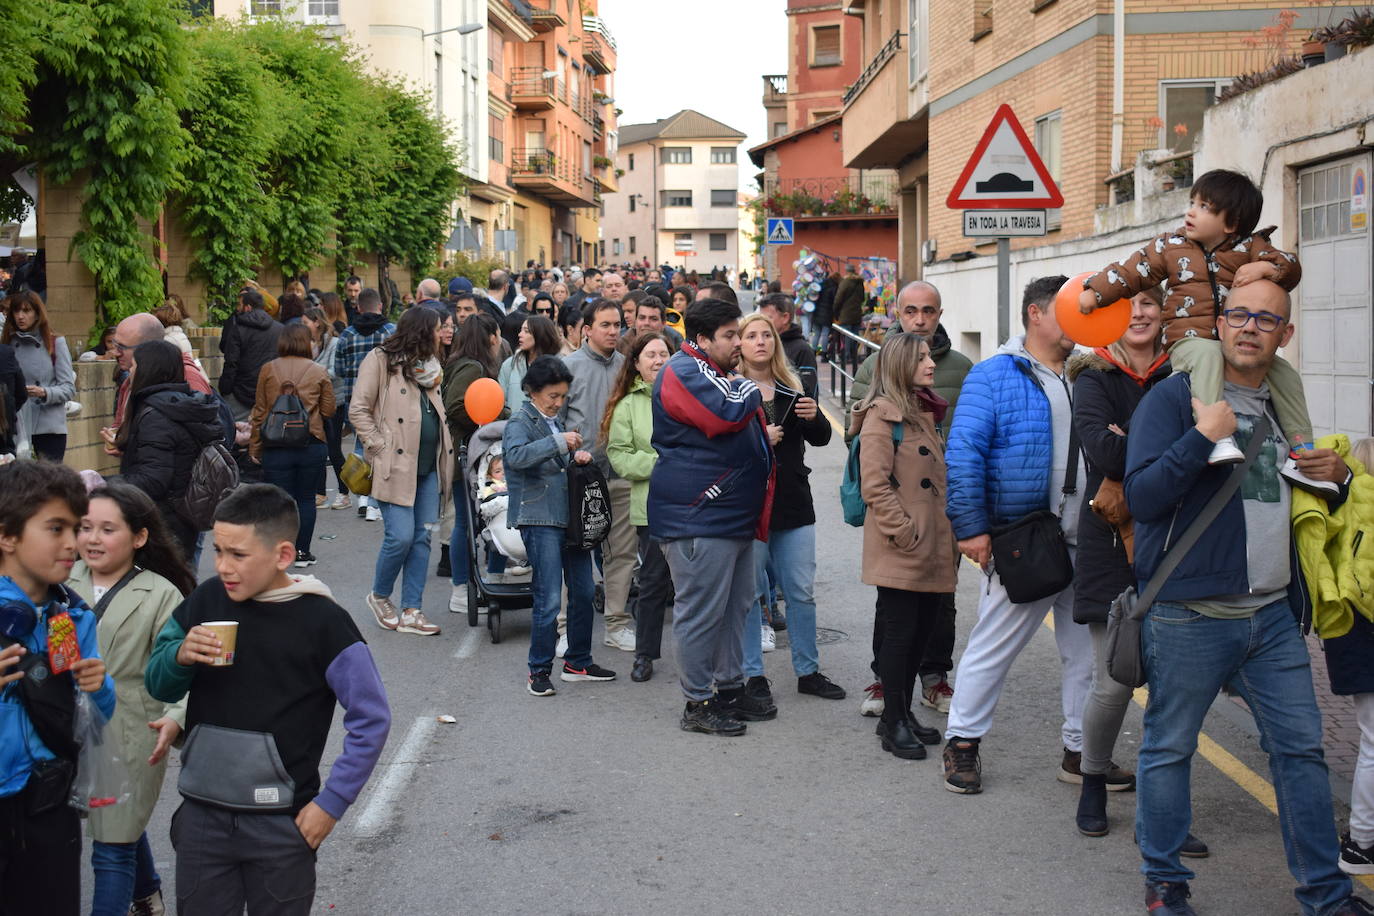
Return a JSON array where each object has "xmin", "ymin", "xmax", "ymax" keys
[
  {"xmin": 453, "ymin": 628, "xmax": 481, "ymax": 659},
  {"xmin": 351, "ymin": 715, "xmax": 437, "ymax": 837}
]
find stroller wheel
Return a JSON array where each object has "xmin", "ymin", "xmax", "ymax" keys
[
  {"xmin": 467, "ymin": 579, "xmax": 480, "ymax": 628},
  {"xmin": 488, "ymin": 605, "xmax": 502, "ymax": 644}
]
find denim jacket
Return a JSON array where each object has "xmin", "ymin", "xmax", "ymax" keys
[{"xmin": 503, "ymin": 400, "xmax": 572, "ymax": 528}]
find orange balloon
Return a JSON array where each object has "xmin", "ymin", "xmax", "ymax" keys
[
  {"xmin": 1054, "ymin": 272, "xmax": 1131, "ymax": 348},
  {"xmin": 465, "ymin": 377, "xmax": 505, "ymax": 425}
]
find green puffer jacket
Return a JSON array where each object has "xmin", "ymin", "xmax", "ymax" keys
[
  {"xmin": 848, "ymin": 323, "xmax": 973, "ymax": 441},
  {"xmin": 606, "ymin": 377, "xmax": 656, "ymax": 526}
]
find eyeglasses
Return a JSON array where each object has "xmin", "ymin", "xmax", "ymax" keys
[
  {"xmin": 1222, "ymin": 308, "xmax": 1287, "ymax": 333},
  {"xmin": 113, "ymin": 340, "xmax": 134, "ymax": 353}
]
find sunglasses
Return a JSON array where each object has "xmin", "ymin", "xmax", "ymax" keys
[{"xmin": 534, "ymin": 307, "xmax": 553, "ymax": 315}]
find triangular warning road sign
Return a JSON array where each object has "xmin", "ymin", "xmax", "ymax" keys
[
  {"xmin": 945, "ymin": 104, "xmax": 1064, "ymax": 209},
  {"xmin": 767, "ymin": 220, "xmax": 793, "ymax": 244}
]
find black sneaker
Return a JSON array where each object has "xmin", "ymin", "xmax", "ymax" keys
[
  {"xmin": 798, "ymin": 672, "xmax": 846, "ymax": 700},
  {"xmin": 293, "ymin": 550, "xmax": 317, "ymax": 568},
  {"xmin": 681, "ymin": 699, "xmax": 746, "ymax": 736},
  {"xmin": 717, "ymin": 684, "xmax": 777, "ymax": 721},
  {"xmin": 1144, "ymin": 880, "xmax": 1197, "ymax": 916},
  {"xmin": 561, "ymin": 662, "xmax": 616, "ymax": 682},
  {"xmin": 1342, "ymin": 833, "xmax": 1374, "ymax": 875},
  {"xmin": 746, "ymin": 675, "xmax": 774, "ymax": 704},
  {"xmin": 943, "ymin": 738, "xmax": 982, "ymax": 794},
  {"xmin": 527, "ymin": 673, "xmax": 556, "ymax": 696},
  {"xmin": 436, "ymin": 544, "xmax": 451, "ymax": 579},
  {"xmin": 1332, "ymin": 895, "xmax": 1374, "ymax": 916}
]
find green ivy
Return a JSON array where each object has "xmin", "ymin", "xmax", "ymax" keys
[{"xmin": 0, "ymin": 0, "xmax": 37, "ymax": 220}]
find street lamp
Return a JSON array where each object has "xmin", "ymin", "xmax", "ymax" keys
[{"xmin": 422, "ymin": 22, "xmax": 482, "ymax": 38}]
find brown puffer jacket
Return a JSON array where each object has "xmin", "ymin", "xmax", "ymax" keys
[{"xmin": 1083, "ymin": 226, "xmax": 1300, "ymax": 347}]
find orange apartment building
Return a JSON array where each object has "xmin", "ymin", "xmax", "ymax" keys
[
  {"xmin": 473, "ymin": 0, "xmax": 619, "ymax": 268},
  {"xmin": 840, "ymin": 0, "xmax": 1348, "ymax": 357},
  {"xmin": 752, "ymin": 0, "xmax": 899, "ymax": 290}
]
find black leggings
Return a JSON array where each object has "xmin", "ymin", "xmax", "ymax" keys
[
  {"xmin": 632, "ymin": 528, "xmax": 673, "ymax": 660},
  {"xmin": 317, "ymin": 412, "xmax": 347, "ymax": 496},
  {"xmin": 875, "ymin": 587, "xmax": 942, "ymax": 725},
  {"xmin": 870, "ymin": 589, "xmax": 957, "ymax": 679}
]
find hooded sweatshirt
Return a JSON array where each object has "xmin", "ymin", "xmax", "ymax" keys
[
  {"xmin": 561, "ymin": 341, "xmax": 625, "ymax": 478},
  {"xmin": 145, "ymin": 574, "xmax": 390, "ymax": 818},
  {"xmin": 219, "ymin": 307, "xmax": 283, "ymax": 406}
]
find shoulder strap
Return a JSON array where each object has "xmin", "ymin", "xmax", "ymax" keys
[
  {"xmin": 92, "ymin": 567, "xmax": 142, "ymax": 621},
  {"xmin": 1063, "ymin": 420, "xmax": 1080, "ymax": 496},
  {"xmin": 1137, "ymin": 416, "xmax": 1271, "ymax": 610}
]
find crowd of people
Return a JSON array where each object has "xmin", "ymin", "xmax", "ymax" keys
[{"xmin": 3, "ymin": 169, "xmax": 1374, "ymax": 916}]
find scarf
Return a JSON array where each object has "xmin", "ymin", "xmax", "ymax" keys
[
  {"xmin": 914, "ymin": 387, "xmax": 948, "ymax": 424},
  {"xmin": 412, "ymin": 358, "xmax": 442, "ymax": 389}
]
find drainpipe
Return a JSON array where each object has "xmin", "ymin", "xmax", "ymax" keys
[
  {"xmin": 650, "ymin": 139, "xmax": 659, "ymax": 267},
  {"xmin": 1109, "ymin": 0, "xmax": 1124, "ymax": 173}
]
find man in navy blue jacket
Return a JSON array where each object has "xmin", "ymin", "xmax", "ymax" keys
[
  {"xmin": 1124, "ymin": 279, "xmax": 1367, "ymax": 916},
  {"xmin": 649, "ymin": 298, "xmax": 775, "ymax": 736}
]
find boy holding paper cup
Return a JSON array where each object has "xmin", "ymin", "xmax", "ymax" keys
[{"xmin": 145, "ymin": 483, "xmax": 391, "ymax": 915}]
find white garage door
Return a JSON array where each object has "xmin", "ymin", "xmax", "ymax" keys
[{"xmin": 1297, "ymin": 154, "xmax": 1372, "ymax": 439}]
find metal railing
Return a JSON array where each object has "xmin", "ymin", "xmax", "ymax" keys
[
  {"xmin": 762, "ymin": 173, "xmax": 899, "ymax": 216},
  {"xmin": 821, "ymin": 323, "xmax": 880, "ymax": 407},
  {"xmin": 842, "ymin": 32, "xmax": 902, "ymax": 107}
]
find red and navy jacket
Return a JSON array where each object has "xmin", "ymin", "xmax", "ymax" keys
[{"xmin": 648, "ymin": 342, "xmax": 775, "ymax": 541}]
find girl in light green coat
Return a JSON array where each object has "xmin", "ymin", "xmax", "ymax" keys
[
  {"xmin": 602, "ymin": 332, "xmax": 672, "ymax": 683},
  {"xmin": 69, "ymin": 482, "xmax": 197, "ymax": 916}
]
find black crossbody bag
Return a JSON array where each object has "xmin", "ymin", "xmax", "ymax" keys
[
  {"xmin": 1105, "ymin": 417, "xmax": 1269, "ymax": 687},
  {"xmin": 988, "ymin": 422, "xmax": 1080, "ymax": 605}
]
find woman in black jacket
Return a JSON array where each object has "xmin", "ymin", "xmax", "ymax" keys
[
  {"xmin": 0, "ymin": 341, "xmax": 24, "ymax": 456},
  {"xmin": 1069, "ymin": 287, "xmax": 1205, "ymax": 855},
  {"xmin": 115, "ymin": 340, "xmax": 226, "ymax": 560},
  {"xmin": 736, "ymin": 312, "xmax": 844, "ymax": 709}
]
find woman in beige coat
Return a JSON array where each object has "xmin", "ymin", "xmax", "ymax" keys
[
  {"xmin": 849, "ymin": 333, "xmax": 957, "ymax": 762},
  {"xmin": 69, "ymin": 482, "xmax": 196, "ymax": 916},
  {"xmin": 350, "ymin": 307, "xmax": 454, "ymax": 637}
]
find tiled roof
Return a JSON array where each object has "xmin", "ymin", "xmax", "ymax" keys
[{"xmin": 618, "ymin": 109, "xmax": 746, "ymax": 145}]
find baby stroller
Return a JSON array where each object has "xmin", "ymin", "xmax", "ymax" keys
[{"xmin": 460, "ymin": 421, "xmax": 534, "ymax": 643}]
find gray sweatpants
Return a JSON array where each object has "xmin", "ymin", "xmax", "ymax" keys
[
  {"xmin": 1081, "ymin": 620, "xmax": 1137, "ymax": 775},
  {"xmin": 664, "ymin": 536, "xmax": 755, "ymax": 702},
  {"xmin": 170, "ymin": 800, "xmax": 316, "ymax": 916}
]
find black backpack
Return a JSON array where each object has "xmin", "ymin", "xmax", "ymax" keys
[
  {"xmin": 175, "ymin": 442, "xmax": 240, "ymax": 531},
  {"xmin": 565, "ymin": 462, "xmax": 612, "ymax": 551},
  {"xmin": 260, "ymin": 380, "xmax": 311, "ymax": 448}
]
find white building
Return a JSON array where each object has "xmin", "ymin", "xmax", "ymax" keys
[{"xmin": 604, "ymin": 110, "xmax": 745, "ymax": 272}]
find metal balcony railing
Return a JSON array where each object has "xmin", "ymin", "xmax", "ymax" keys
[
  {"xmin": 761, "ymin": 173, "xmax": 899, "ymax": 217},
  {"xmin": 842, "ymin": 32, "xmax": 902, "ymax": 107}
]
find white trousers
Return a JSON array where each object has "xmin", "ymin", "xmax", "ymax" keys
[
  {"xmin": 944, "ymin": 554, "xmax": 1094, "ymax": 751},
  {"xmin": 1352, "ymin": 693, "xmax": 1374, "ymax": 846}
]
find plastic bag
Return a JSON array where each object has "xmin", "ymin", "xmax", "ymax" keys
[{"xmin": 68, "ymin": 692, "xmax": 132, "ymax": 814}]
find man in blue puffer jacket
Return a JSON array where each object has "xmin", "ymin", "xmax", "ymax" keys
[
  {"xmin": 650, "ymin": 298, "xmax": 775, "ymax": 737},
  {"xmin": 941, "ymin": 276, "xmax": 1095, "ymax": 796}
]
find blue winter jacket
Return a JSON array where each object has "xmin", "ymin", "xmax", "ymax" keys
[
  {"xmin": 0, "ymin": 577, "xmax": 115, "ymax": 798},
  {"xmin": 648, "ymin": 342, "xmax": 774, "ymax": 541},
  {"xmin": 503, "ymin": 400, "xmax": 573, "ymax": 529},
  {"xmin": 1124, "ymin": 373, "xmax": 1315, "ymax": 630},
  {"xmin": 945, "ymin": 338, "xmax": 1055, "ymax": 539}
]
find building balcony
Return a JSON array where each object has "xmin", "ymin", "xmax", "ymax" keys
[
  {"xmin": 592, "ymin": 110, "xmax": 604, "ymax": 139},
  {"xmin": 509, "ymin": 67, "xmax": 559, "ymax": 110},
  {"xmin": 841, "ymin": 31, "xmax": 927, "ymax": 169},
  {"xmin": 510, "ymin": 147, "xmax": 598, "ymax": 207},
  {"xmin": 762, "ymin": 173, "xmax": 899, "ymax": 219},
  {"xmin": 527, "ymin": 0, "xmax": 564, "ymax": 32},
  {"xmin": 583, "ymin": 31, "xmax": 611, "ymax": 73}
]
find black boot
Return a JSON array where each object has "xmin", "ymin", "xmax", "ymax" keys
[
  {"xmin": 436, "ymin": 544, "xmax": 451, "ymax": 579},
  {"xmin": 906, "ymin": 711, "xmax": 942, "ymax": 745},
  {"xmin": 878, "ymin": 717, "xmax": 927, "ymax": 760},
  {"xmin": 1077, "ymin": 773, "xmax": 1109, "ymax": 836}
]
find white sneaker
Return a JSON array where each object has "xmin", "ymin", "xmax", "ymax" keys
[
  {"xmin": 449, "ymin": 586, "xmax": 467, "ymax": 613},
  {"xmin": 761, "ymin": 624, "xmax": 776, "ymax": 653},
  {"xmin": 330, "ymin": 493, "xmax": 351, "ymax": 510},
  {"xmin": 1207, "ymin": 436, "xmax": 1245, "ymax": 465},
  {"xmin": 603, "ymin": 627, "xmax": 637, "ymax": 652},
  {"xmin": 859, "ymin": 681, "xmax": 884, "ymax": 717},
  {"xmin": 555, "ymin": 633, "xmax": 568, "ymax": 658},
  {"xmin": 365, "ymin": 505, "xmax": 382, "ymax": 522},
  {"xmin": 506, "ymin": 564, "xmax": 532, "ymax": 576},
  {"xmin": 1280, "ymin": 456, "xmax": 1341, "ymax": 497}
]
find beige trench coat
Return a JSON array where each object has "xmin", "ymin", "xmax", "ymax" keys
[
  {"xmin": 68, "ymin": 561, "xmax": 187, "ymax": 844},
  {"xmin": 348, "ymin": 349, "xmax": 454, "ymax": 507}
]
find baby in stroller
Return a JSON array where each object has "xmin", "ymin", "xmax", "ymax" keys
[{"xmin": 477, "ymin": 446, "xmax": 529, "ymax": 571}]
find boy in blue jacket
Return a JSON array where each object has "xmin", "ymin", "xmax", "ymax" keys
[{"xmin": 0, "ymin": 460, "xmax": 114, "ymax": 915}]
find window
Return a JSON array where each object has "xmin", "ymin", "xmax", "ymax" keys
[
  {"xmin": 710, "ymin": 147, "xmax": 737, "ymax": 164},
  {"xmin": 1159, "ymin": 80, "xmax": 1230, "ymax": 152},
  {"xmin": 628, "ymin": 152, "xmax": 635, "ymax": 170},
  {"xmin": 674, "ymin": 233, "xmax": 694, "ymax": 251},
  {"xmin": 306, "ymin": 0, "xmax": 339, "ymax": 16},
  {"xmin": 488, "ymin": 28, "xmax": 503, "ymax": 74},
  {"xmin": 811, "ymin": 25, "xmax": 842, "ymax": 67},
  {"xmin": 662, "ymin": 190, "xmax": 693, "ymax": 207},
  {"xmin": 710, "ymin": 189, "xmax": 735, "ymax": 207},
  {"xmin": 709, "ymin": 233, "xmax": 728, "ymax": 251},
  {"xmin": 1034, "ymin": 110, "xmax": 1062, "ymax": 229},
  {"xmin": 249, "ymin": 0, "xmax": 282, "ymax": 13},
  {"xmin": 972, "ymin": 1, "xmax": 993, "ymax": 41},
  {"xmin": 599, "ymin": 240, "xmax": 605, "ymax": 259},
  {"xmin": 908, "ymin": 0, "xmax": 927, "ymax": 83},
  {"xmin": 629, "ymin": 236, "xmax": 637, "ymax": 254},
  {"xmin": 661, "ymin": 147, "xmax": 692, "ymax": 165},
  {"xmin": 583, "ymin": 140, "xmax": 593, "ymax": 178},
  {"xmin": 613, "ymin": 238, "xmax": 622, "ymax": 255},
  {"xmin": 629, "ymin": 195, "xmax": 636, "ymax": 213},
  {"xmin": 772, "ymin": 121, "xmax": 788, "ymax": 138}
]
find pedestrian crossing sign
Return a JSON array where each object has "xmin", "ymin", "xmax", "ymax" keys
[{"xmin": 766, "ymin": 217, "xmax": 795, "ymax": 246}]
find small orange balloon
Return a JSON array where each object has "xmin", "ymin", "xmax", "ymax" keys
[
  {"xmin": 465, "ymin": 377, "xmax": 505, "ymax": 425},
  {"xmin": 1055, "ymin": 272, "xmax": 1131, "ymax": 348}
]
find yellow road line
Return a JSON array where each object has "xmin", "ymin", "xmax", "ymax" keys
[{"xmin": 822, "ymin": 406, "xmax": 844, "ymax": 437}]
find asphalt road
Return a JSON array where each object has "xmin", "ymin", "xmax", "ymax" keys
[{"xmin": 90, "ymin": 326, "xmax": 1365, "ymax": 916}]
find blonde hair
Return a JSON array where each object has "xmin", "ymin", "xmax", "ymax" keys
[
  {"xmin": 1352, "ymin": 438, "xmax": 1374, "ymax": 474},
  {"xmin": 854, "ymin": 333, "xmax": 929, "ymax": 423},
  {"xmin": 737, "ymin": 312, "xmax": 801, "ymax": 391}
]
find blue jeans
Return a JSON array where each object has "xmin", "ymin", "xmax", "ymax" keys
[
  {"xmin": 91, "ymin": 833, "xmax": 160, "ymax": 915},
  {"xmin": 261, "ymin": 439, "xmax": 328, "ymax": 551},
  {"xmin": 1138, "ymin": 598, "xmax": 1351, "ymax": 913},
  {"xmin": 372, "ymin": 471, "xmax": 439, "ymax": 610},
  {"xmin": 756, "ymin": 526, "xmax": 820, "ymax": 676},
  {"xmin": 449, "ymin": 486, "xmax": 506, "ymax": 587},
  {"xmin": 522, "ymin": 525, "xmax": 594, "ymax": 675}
]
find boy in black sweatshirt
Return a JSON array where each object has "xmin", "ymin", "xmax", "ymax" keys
[{"xmin": 146, "ymin": 483, "xmax": 390, "ymax": 915}]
